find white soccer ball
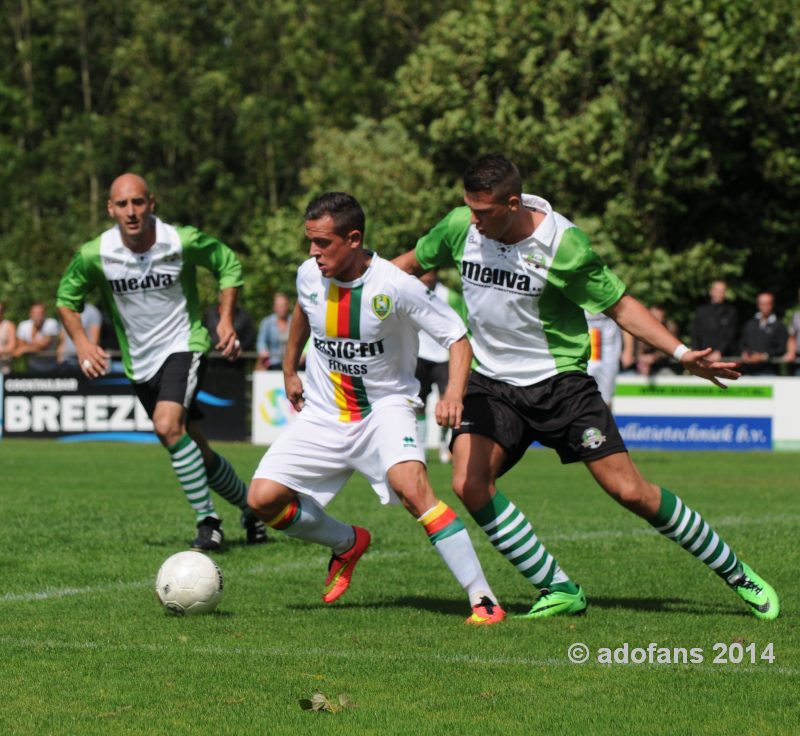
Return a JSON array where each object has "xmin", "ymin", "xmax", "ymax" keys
[{"xmin": 155, "ymin": 551, "xmax": 223, "ymax": 615}]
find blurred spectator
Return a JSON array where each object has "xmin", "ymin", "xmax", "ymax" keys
[
  {"xmin": 58, "ymin": 302, "xmax": 102, "ymax": 373},
  {"xmin": 690, "ymin": 279, "xmax": 738, "ymax": 360},
  {"xmin": 203, "ymin": 304, "xmax": 257, "ymax": 354},
  {"xmin": 0, "ymin": 300, "xmax": 17, "ymax": 375},
  {"xmin": 585, "ymin": 310, "xmax": 622, "ymax": 407},
  {"xmin": 415, "ymin": 271, "xmax": 467, "ymax": 463},
  {"xmin": 15, "ymin": 302, "xmax": 60, "ymax": 373},
  {"xmin": 739, "ymin": 292, "xmax": 788, "ymax": 375},
  {"xmin": 784, "ymin": 289, "xmax": 800, "ymax": 375},
  {"xmin": 623, "ymin": 305, "xmax": 681, "ymax": 376},
  {"xmin": 256, "ymin": 293, "xmax": 292, "ymax": 371}
]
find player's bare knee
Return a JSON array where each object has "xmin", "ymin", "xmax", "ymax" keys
[
  {"xmin": 450, "ymin": 466, "xmax": 469, "ymax": 499},
  {"xmin": 153, "ymin": 419, "xmax": 182, "ymax": 446},
  {"xmin": 247, "ymin": 480, "xmax": 291, "ymax": 520},
  {"xmin": 451, "ymin": 468, "xmax": 490, "ymax": 505}
]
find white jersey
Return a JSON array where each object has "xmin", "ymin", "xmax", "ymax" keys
[
  {"xmin": 416, "ymin": 195, "xmax": 626, "ymax": 387},
  {"xmin": 57, "ymin": 216, "xmax": 243, "ymax": 382},
  {"xmin": 418, "ymin": 283, "xmax": 454, "ymax": 363},
  {"xmin": 297, "ymin": 253, "xmax": 467, "ymax": 422},
  {"xmin": 585, "ymin": 310, "xmax": 622, "ymax": 403}
]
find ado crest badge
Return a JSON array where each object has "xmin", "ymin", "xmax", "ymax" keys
[{"xmin": 372, "ymin": 294, "xmax": 393, "ymax": 320}]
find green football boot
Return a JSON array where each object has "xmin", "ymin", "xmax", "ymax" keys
[
  {"xmin": 727, "ymin": 563, "xmax": 780, "ymax": 620},
  {"xmin": 517, "ymin": 586, "xmax": 588, "ymax": 620}
]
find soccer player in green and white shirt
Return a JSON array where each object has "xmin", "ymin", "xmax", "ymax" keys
[
  {"xmin": 394, "ymin": 154, "xmax": 779, "ymax": 621},
  {"xmin": 56, "ymin": 173, "xmax": 266, "ymax": 551}
]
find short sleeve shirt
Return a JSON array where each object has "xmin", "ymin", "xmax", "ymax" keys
[
  {"xmin": 297, "ymin": 253, "xmax": 467, "ymax": 422},
  {"xmin": 415, "ymin": 194, "xmax": 626, "ymax": 387},
  {"xmin": 56, "ymin": 216, "xmax": 243, "ymax": 382}
]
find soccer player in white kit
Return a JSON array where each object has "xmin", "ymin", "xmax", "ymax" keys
[
  {"xmin": 248, "ymin": 192, "xmax": 504, "ymax": 624},
  {"xmin": 585, "ymin": 311, "xmax": 623, "ymax": 406}
]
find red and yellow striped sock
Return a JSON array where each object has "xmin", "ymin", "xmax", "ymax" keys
[
  {"xmin": 268, "ymin": 499, "xmax": 300, "ymax": 530},
  {"xmin": 418, "ymin": 501, "xmax": 466, "ymax": 544}
]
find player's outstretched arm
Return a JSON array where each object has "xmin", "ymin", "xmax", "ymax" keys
[
  {"xmin": 606, "ymin": 295, "xmax": 741, "ymax": 388},
  {"xmin": 283, "ymin": 302, "xmax": 310, "ymax": 412},
  {"xmin": 57, "ymin": 305, "xmax": 109, "ymax": 378},
  {"xmin": 436, "ymin": 336, "xmax": 473, "ymax": 428}
]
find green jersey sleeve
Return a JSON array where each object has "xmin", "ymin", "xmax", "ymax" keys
[
  {"xmin": 547, "ymin": 227, "xmax": 626, "ymax": 314},
  {"xmin": 178, "ymin": 226, "xmax": 244, "ymax": 289},
  {"xmin": 56, "ymin": 244, "xmax": 98, "ymax": 312},
  {"xmin": 415, "ymin": 207, "xmax": 472, "ymax": 271}
]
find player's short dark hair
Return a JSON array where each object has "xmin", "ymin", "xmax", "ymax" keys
[
  {"xmin": 463, "ymin": 154, "xmax": 522, "ymax": 201},
  {"xmin": 304, "ymin": 192, "xmax": 365, "ymax": 236}
]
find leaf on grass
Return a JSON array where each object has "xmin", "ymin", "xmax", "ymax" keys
[
  {"xmin": 298, "ymin": 691, "xmax": 355, "ymax": 714},
  {"xmin": 337, "ymin": 693, "xmax": 354, "ymax": 709}
]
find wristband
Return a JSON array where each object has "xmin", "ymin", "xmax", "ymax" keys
[{"xmin": 672, "ymin": 344, "xmax": 690, "ymax": 361}]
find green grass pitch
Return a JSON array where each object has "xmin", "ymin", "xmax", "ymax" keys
[{"xmin": 1, "ymin": 440, "xmax": 797, "ymax": 735}]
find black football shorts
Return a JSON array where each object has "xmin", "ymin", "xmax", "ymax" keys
[
  {"xmin": 133, "ymin": 351, "xmax": 206, "ymax": 421},
  {"xmin": 452, "ymin": 370, "xmax": 627, "ymax": 476}
]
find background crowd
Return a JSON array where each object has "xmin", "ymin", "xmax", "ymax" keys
[{"xmin": 2, "ymin": 278, "xmax": 798, "ymax": 379}]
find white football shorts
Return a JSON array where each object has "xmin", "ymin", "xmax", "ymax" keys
[{"xmin": 252, "ymin": 400, "xmax": 426, "ymax": 507}]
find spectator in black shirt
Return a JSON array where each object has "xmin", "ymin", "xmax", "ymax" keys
[
  {"xmin": 691, "ymin": 280, "xmax": 738, "ymax": 361},
  {"xmin": 739, "ymin": 292, "xmax": 788, "ymax": 375}
]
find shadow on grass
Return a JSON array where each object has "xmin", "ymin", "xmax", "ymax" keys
[
  {"xmin": 288, "ymin": 595, "xmax": 752, "ymax": 618},
  {"xmin": 578, "ymin": 595, "xmax": 750, "ymax": 617},
  {"xmin": 288, "ymin": 595, "xmax": 472, "ymax": 616},
  {"xmin": 142, "ymin": 536, "xmax": 275, "ymax": 550}
]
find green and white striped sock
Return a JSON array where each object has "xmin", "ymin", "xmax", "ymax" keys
[
  {"xmin": 649, "ymin": 487, "xmax": 740, "ymax": 578},
  {"xmin": 207, "ymin": 452, "xmax": 248, "ymax": 510},
  {"xmin": 471, "ymin": 489, "xmax": 577, "ymax": 593},
  {"xmin": 168, "ymin": 434, "xmax": 216, "ymax": 521}
]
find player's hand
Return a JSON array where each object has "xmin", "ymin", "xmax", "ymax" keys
[
  {"xmin": 285, "ymin": 373, "xmax": 305, "ymax": 412},
  {"xmin": 435, "ymin": 393, "xmax": 463, "ymax": 429},
  {"xmin": 216, "ymin": 322, "xmax": 241, "ymax": 361},
  {"xmin": 78, "ymin": 345, "xmax": 110, "ymax": 379},
  {"xmin": 681, "ymin": 347, "xmax": 741, "ymax": 389}
]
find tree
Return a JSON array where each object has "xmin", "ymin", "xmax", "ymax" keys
[{"xmin": 389, "ymin": 0, "xmax": 800, "ymax": 327}]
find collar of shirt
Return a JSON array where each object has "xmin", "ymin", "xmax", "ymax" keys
[
  {"xmin": 331, "ymin": 250, "xmax": 377, "ymax": 288},
  {"xmin": 521, "ymin": 193, "xmax": 557, "ymax": 250}
]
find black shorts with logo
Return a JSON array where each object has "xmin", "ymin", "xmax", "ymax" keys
[
  {"xmin": 133, "ymin": 352, "xmax": 206, "ymax": 421},
  {"xmin": 452, "ymin": 371, "xmax": 627, "ymax": 476}
]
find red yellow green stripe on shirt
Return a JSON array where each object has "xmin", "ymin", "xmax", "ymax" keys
[
  {"xmin": 418, "ymin": 501, "xmax": 466, "ymax": 544},
  {"xmin": 589, "ymin": 327, "xmax": 602, "ymax": 360},
  {"xmin": 325, "ymin": 283, "xmax": 371, "ymax": 422}
]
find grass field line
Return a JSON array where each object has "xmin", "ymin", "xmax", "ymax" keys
[
  {"xmin": 0, "ymin": 553, "xmax": 406, "ymax": 603},
  {"xmin": 1, "ymin": 635, "xmax": 795, "ymax": 676},
  {"xmin": 3, "ymin": 511, "xmax": 795, "ymax": 604},
  {"xmin": 534, "ymin": 511, "xmax": 798, "ymax": 542}
]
